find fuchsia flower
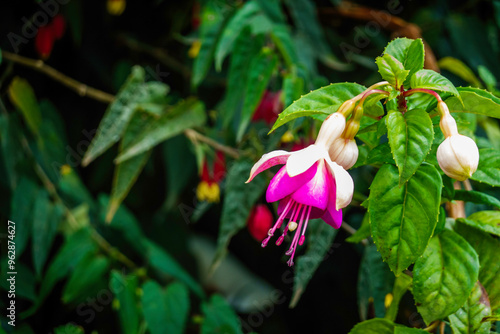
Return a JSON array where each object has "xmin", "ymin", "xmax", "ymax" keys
[{"xmin": 246, "ymin": 113, "xmax": 354, "ymax": 266}]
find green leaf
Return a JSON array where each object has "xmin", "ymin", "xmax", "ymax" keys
[
  {"xmin": 54, "ymin": 324, "xmax": 84, "ymax": 334},
  {"xmin": 437, "ymin": 57, "xmax": 482, "ymax": 87},
  {"xmin": 348, "ymin": 318, "xmax": 395, "ymax": 334},
  {"xmin": 290, "ymin": 219, "xmax": 338, "ymax": 308},
  {"xmin": 146, "ymin": 240, "xmax": 204, "ymax": 298},
  {"xmin": 478, "ymin": 65, "xmax": 497, "ymax": 91},
  {"xmin": 282, "ymin": 69, "xmax": 304, "ymax": 108},
  {"xmin": 384, "ymin": 38, "xmax": 425, "ymax": 87},
  {"xmin": 201, "ymin": 295, "xmax": 243, "ymax": 334},
  {"xmin": 365, "ymin": 143, "xmax": 395, "ymax": 166},
  {"xmin": 256, "ymin": 0, "xmax": 285, "ymax": 22},
  {"xmin": 7, "ymin": 77, "xmax": 42, "ymax": 135},
  {"xmin": 214, "ymin": 1, "xmax": 260, "ymax": 71},
  {"xmin": 237, "ymin": 49, "xmax": 278, "ymax": 141},
  {"xmin": 369, "ymin": 163, "xmax": 442, "ymax": 275},
  {"xmin": 456, "ymin": 223, "xmax": 500, "ymax": 315},
  {"xmin": 270, "ymin": 83, "xmax": 377, "ymax": 132},
  {"xmin": 270, "ymin": 24, "xmax": 299, "ymax": 67},
  {"xmin": 32, "ymin": 191, "xmax": 63, "ymax": 277},
  {"xmin": 413, "ymin": 229, "xmax": 479, "ymax": 324},
  {"xmin": 82, "ymin": 66, "xmax": 145, "ymax": 166},
  {"xmin": 346, "ymin": 213, "xmax": 371, "ymax": 244},
  {"xmin": 192, "ymin": 2, "xmax": 226, "ymax": 87},
  {"xmin": 471, "ymin": 148, "xmax": 500, "ymax": 187},
  {"xmin": 142, "ymin": 281, "xmax": 190, "ymax": 334},
  {"xmin": 211, "ymin": 160, "xmax": 267, "ymax": 272},
  {"xmin": 410, "ymin": 69, "xmax": 460, "ymax": 97},
  {"xmin": 10, "ymin": 177, "xmax": 38, "ymax": 257},
  {"xmin": 394, "ymin": 328, "xmax": 428, "ymax": 334},
  {"xmin": 386, "ymin": 109, "xmax": 434, "ymax": 185},
  {"xmin": 357, "ymin": 244, "xmax": 395, "ymax": 320},
  {"xmin": 376, "ymin": 54, "xmax": 409, "ymax": 88},
  {"xmin": 445, "ymin": 87, "xmax": 500, "ymax": 119},
  {"xmin": 0, "ymin": 261, "xmax": 35, "ymax": 301},
  {"xmin": 458, "ymin": 211, "xmax": 500, "ymax": 237},
  {"xmin": 62, "ymin": 255, "xmax": 109, "ymax": 304},
  {"xmin": 449, "ymin": 281, "xmax": 492, "ymax": 334},
  {"xmin": 385, "ymin": 275, "xmax": 413, "ymax": 322},
  {"xmin": 110, "ymin": 270, "xmax": 140, "ymax": 334},
  {"xmin": 115, "ymin": 98, "xmax": 206, "ymax": 163},
  {"xmin": 0, "ymin": 114, "xmax": 22, "ymax": 189}
]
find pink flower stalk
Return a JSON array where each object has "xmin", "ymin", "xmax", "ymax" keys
[{"xmin": 246, "ymin": 113, "xmax": 354, "ymax": 266}]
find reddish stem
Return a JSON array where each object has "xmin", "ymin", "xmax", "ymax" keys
[{"xmin": 403, "ymin": 88, "xmax": 442, "ymax": 102}]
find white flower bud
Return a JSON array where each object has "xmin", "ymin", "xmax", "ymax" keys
[
  {"xmin": 436, "ymin": 134, "xmax": 479, "ymax": 181},
  {"xmin": 329, "ymin": 138, "xmax": 359, "ymax": 170},
  {"xmin": 315, "ymin": 113, "xmax": 346, "ymax": 148},
  {"xmin": 439, "ymin": 113, "xmax": 458, "ymax": 137}
]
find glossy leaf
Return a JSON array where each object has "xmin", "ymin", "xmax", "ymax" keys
[
  {"xmin": 369, "ymin": 163, "xmax": 442, "ymax": 275},
  {"xmin": 110, "ymin": 270, "xmax": 140, "ymax": 334},
  {"xmin": 8, "ymin": 76, "xmax": 42, "ymax": 135},
  {"xmin": 394, "ymin": 328, "xmax": 428, "ymax": 334},
  {"xmin": 290, "ymin": 219, "xmax": 338, "ymax": 308},
  {"xmin": 211, "ymin": 160, "xmax": 266, "ymax": 272},
  {"xmin": 62, "ymin": 255, "xmax": 109, "ymax": 304},
  {"xmin": 375, "ymin": 54, "xmax": 409, "ymax": 89},
  {"xmin": 386, "ymin": 109, "xmax": 434, "ymax": 185},
  {"xmin": 116, "ymin": 98, "xmax": 206, "ymax": 163},
  {"xmin": 413, "ymin": 229, "xmax": 479, "ymax": 324},
  {"xmin": 445, "ymin": 87, "xmax": 500, "ymax": 119},
  {"xmin": 348, "ymin": 318, "xmax": 395, "ymax": 334},
  {"xmin": 458, "ymin": 211, "xmax": 500, "ymax": 237},
  {"xmin": 201, "ymin": 295, "xmax": 243, "ymax": 334},
  {"xmin": 470, "ymin": 148, "xmax": 500, "ymax": 186},
  {"xmin": 383, "ymin": 38, "xmax": 425, "ymax": 87},
  {"xmin": 449, "ymin": 281, "xmax": 491, "ymax": 334},
  {"xmin": 410, "ymin": 69, "xmax": 459, "ymax": 97}
]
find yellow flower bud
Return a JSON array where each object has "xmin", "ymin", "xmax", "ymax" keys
[{"xmin": 436, "ymin": 134, "xmax": 479, "ymax": 181}]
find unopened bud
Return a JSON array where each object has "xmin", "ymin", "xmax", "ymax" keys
[
  {"xmin": 337, "ymin": 100, "xmax": 356, "ymax": 116},
  {"xmin": 315, "ymin": 113, "xmax": 346, "ymax": 148},
  {"xmin": 436, "ymin": 134, "xmax": 479, "ymax": 181},
  {"xmin": 439, "ymin": 113, "xmax": 458, "ymax": 137},
  {"xmin": 329, "ymin": 138, "xmax": 359, "ymax": 169}
]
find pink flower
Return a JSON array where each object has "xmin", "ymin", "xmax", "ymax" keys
[{"xmin": 246, "ymin": 113, "xmax": 354, "ymax": 266}]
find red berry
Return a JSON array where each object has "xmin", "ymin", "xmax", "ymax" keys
[{"xmin": 247, "ymin": 204, "xmax": 274, "ymax": 242}]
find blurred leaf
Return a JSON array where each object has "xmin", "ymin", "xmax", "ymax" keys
[
  {"xmin": 458, "ymin": 211, "xmax": 500, "ymax": 237},
  {"xmin": 214, "ymin": 1, "xmax": 260, "ymax": 71},
  {"xmin": 255, "ymin": 0, "xmax": 285, "ymax": 23},
  {"xmin": 32, "ymin": 191, "xmax": 63, "ymax": 277},
  {"xmin": 290, "ymin": 219, "xmax": 338, "ymax": 308},
  {"xmin": 478, "ymin": 65, "xmax": 497, "ymax": 91},
  {"xmin": 471, "ymin": 148, "xmax": 500, "ymax": 187},
  {"xmin": 0, "ymin": 261, "xmax": 35, "ymax": 301},
  {"xmin": 237, "ymin": 48, "xmax": 278, "ymax": 141},
  {"xmin": 356, "ymin": 243, "xmax": 395, "ymax": 320},
  {"xmin": 110, "ymin": 270, "xmax": 140, "ymax": 334},
  {"xmin": 445, "ymin": 87, "xmax": 500, "ymax": 119},
  {"xmin": 0, "ymin": 114, "xmax": 22, "ymax": 189},
  {"xmin": 449, "ymin": 281, "xmax": 491, "ymax": 334},
  {"xmin": 346, "ymin": 213, "xmax": 370, "ymax": 244},
  {"xmin": 64, "ymin": 0, "xmax": 83, "ymax": 46},
  {"xmin": 270, "ymin": 83, "xmax": 376, "ymax": 132},
  {"xmin": 270, "ymin": 24, "xmax": 299, "ymax": 68},
  {"xmin": 453, "ymin": 189, "xmax": 500, "ymax": 209},
  {"xmin": 211, "ymin": 160, "xmax": 266, "ymax": 272},
  {"xmin": 282, "ymin": 68, "xmax": 304, "ymax": 107},
  {"xmin": 62, "ymin": 255, "xmax": 109, "ymax": 304},
  {"xmin": 413, "ymin": 229, "xmax": 479, "ymax": 324},
  {"xmin": 58, "ymin": 168, "xmax": 94, "ymax": 209},
  {"xmin": 115, "ymin": 98, "xmax": 206, "ymax": 163},
  {"xmin": 10, "ymin": 177, "xmax": 38, "ymax": 257},
  {"xmin": 410, "ymin": 69, "xmax": 459, "ymax": 97},
  {"xmin": 146, "ymin": 240, "xmax": 204, "ymax": 298},
  {"xmin": 383, "ymin": 38, "xmax": 425, "ymax": 87},
  {"xmin": 386, "ymin": 109, "xmax": 433, "ymax": 185},
  {"xmin": 142, "ymin": 281, "xmax": 190, "ymax": 334},
  {"xmin": 201, "ymin": 294, "xmax": 243, "ymax": 334},
  {"xmin": 348, "ymin": 318, "xmax": 395, "ymax": 334},
  {"xmin": 438, "ymin": 57, "xmax": 482, "ymax": 87},
  {"xmin": 7, "ymin": 76, "xmax": 41, "ymax": 135},
  {"xmin": 192, "ymin": 2, "xmax": 226, "ymax": 87},
  {"xmin": 376, "ymin": 54, "xmax": 409, "ymax": 89},
  {"xmin": 369, "ymin": 164, "xmax": 442, "ymax": 275},
  {"xmin": 53, "ymin": 324, "xmax": 84, "ymax": 334}
]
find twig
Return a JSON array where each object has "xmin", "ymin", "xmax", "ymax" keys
[
  {"xmin": 341, "ymin": 222, "xmax": 369, "ymax": 246},
  {"xmin": 424, "ymin": 320, "xmax": 441, "ymax": 333},
  {"xmin": 184, "ymin": 128, "xmax": 240, "ymax": 159},
  {"xmin": 2, "ymin": 51, "xmax": 115, "ymax": 104}
]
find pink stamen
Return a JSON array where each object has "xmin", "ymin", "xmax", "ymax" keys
[
  {"xmin": 301, "ymin": 206, "xmax": 312, "ymax": 236},
  {"xmin": 261, "ymin": 236, "xmax": 271, "ymax": 248},
  {"xmin": 276, "ymin": 235, "xmax": 284, "ymax": 245},
  {"xmin": 299, "ymin": 235, "xmax": 305, "ymax": 246}
]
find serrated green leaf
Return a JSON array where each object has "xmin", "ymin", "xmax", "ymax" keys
[
  {"xmin": 458, "ymin": 211, "xmax": 500, "ymax": 237},
  {"xmin": 110, "ymin": 271, "xmax": 140, "ymax": 334},
  {"xmin": 444, "ymin": 87, "xmax": 500, "ymax": 119},
  {"xmin": 211, "ymin": 160, "xmax": 266, "ymax": 272},
  {"xmin": 384, "ymin": 38, "xmax": 425, "ymax": 87},
  {"xmin": 201, "ymin": 295, "xmax": 243, "ymax": 334},
  {"xmin": 471, "ymin": 148, "xmax": 500, "ymax": 186},
  {"xmin": 116, "ymin": 98, "xmax": 206, "ymax": 163},
  {"xmin": 369, "ymin": 163, "xmax": 442, "ymax": 275},
  {"xmin": 348, "ymin": 318, "xmax": 395, "ymax": 334},
  {"xmin": 357, "ymin": 244, "xmax": 395, "ymax": 320},
  {"xmin": 386, "ymin": 109, "xmax": 434, "ymax": 185},
  {"xmin": 413, "ymin": 229, "xmax": 479, "ymax": 324},
  {"xmin": 214, "ymin": 1, "xmax": 260, "ymax": 71},
  {"xmin": 456, "ymin": 223, "xmax": 500, "ymax": 315},
  {"xmin": 62, "ymin": 255, "xmax": 109, "ymax": 304},
  {"xmin": 270, "ymin": 83, "xmax": 376, "ymax": 132},
  {"xmin": 142, "ymin": 281, "xmax": 190, "ymax": 334},
  {"xmin": 365, "ymin": 143, "xmax": 395, "ymax": 166},
  {"xmin": 290, "ymin": 219, "xmax": 338, "ymax": 308},
  {"xmin": 438, "ymin": 57, "xmax": 482, "ymax": 87},
  {"xmin": 7, "ymin": 77, "xmax": 42, "ymax": 135},
  {"xmin": 449, "ymin": 281, "xmax": 491, "ymax": 334},
  {"xmin": 237, "ymin": 49, "xmax": 278, "ymax": 141},
  {"xmin": 376, "ymin": 54, "xmax": 409, "ymax": 89},
  {"xmin": 410, "ymin": 69, "xmax": 459, "ymax": 97}
]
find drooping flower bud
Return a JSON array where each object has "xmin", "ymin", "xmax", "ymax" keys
[
  {"xmin": 437, "ymin": 134, "xmax": 479, "ymax": 181},
  {"xmin": 315, "ymin": 113, "xmax": 346, "ymax": 148},
  {"xmin": 329, "ymin": 138, "xmax": 359, "ymax": 170},
  {"xmin": 439, "ymin": 112, "xmax": 458, "ymax": 138},
  {"xmin": 247, "ymin": 204, "xmax": 274, "ymax": 241},
  {"xmin": 196, "ymin": 151, "xmax": 226, "ymax": 203},
  {"xmin": 35, "ymin": 25, "xmax": 54, "ymax": 60}
]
